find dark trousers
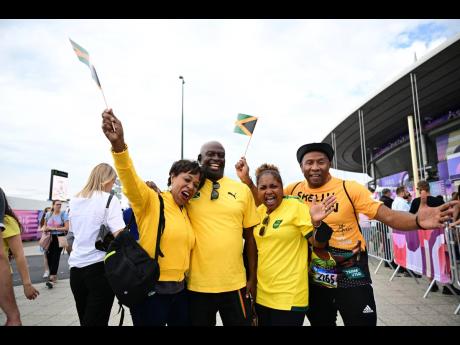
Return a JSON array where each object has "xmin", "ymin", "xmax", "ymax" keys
[
  {"xmin": 46, "ymin": 235, "xmax": 63, "ymax": 276},
  {"xmin": 189, "ymin": 287, "xmax": 251, "ymax": 326},
  {"xmin": 130, "ymin": 288, "xmax": 189, "ymax": 326},
  {"xmin": 70, "ymin": 261, "xmax": 115, "ymax": 326},
  {"xmin": 256, "ymin": 303, "xmax": 305, "ymax": 326},
  {"xmin": 306, "ymin": 283, "xmax": 377, "ymax": 326}
]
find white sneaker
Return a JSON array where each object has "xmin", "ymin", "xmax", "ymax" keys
[{"xmin": 43, "ymin": 271, "xmax": 50, "ymax": 279}]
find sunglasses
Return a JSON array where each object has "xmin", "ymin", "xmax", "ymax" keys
[
  {"xmin": 211, "ymin": 182, "xmax": 220, "ymax": 200},
  {"xmin": 55, "ymin": 204, "xmax": 62, "ymax": 207},
  {"xmin": 259, "ymin": 215, "xmax": 270, "ymax": 236}
]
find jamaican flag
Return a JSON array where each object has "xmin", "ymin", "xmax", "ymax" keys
[
  {"xmin": 234, "ymin": 113, "xmax": 258, "ymax": 136},
  {"xmin": 69, "ymin": 38, "xmax": 102, "ymax": 89}
]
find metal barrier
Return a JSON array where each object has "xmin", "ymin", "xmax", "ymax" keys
[
  {"xmin": 360, "ymin": 220, "xmax": 394, "ymax": 274},
  {"xmin": 445, "ymin": 224, "xmax": 460, "ymax": 315}
]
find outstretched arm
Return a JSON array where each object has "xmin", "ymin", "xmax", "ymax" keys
[
  {"xmin": 375, "ymin": 191, "xmax": 456, "ymax": 230},
  {"xmin": 235, "ymin": 157, "xmax": 260, "ymax": 206}
]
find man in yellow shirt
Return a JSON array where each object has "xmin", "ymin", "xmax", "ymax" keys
[
  {"xmin": 186, "ymin": 141, "xmax": 259, "ymax": 326},
  {"xmin": 237, "ymin": 143, "xmax": 457, "ymax": 326}
]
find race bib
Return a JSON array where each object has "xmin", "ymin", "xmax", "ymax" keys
[{"xmin": 310, "ymin": 265, "xmax": 338, "ymax": 288}]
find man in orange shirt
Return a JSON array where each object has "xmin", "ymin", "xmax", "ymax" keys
[{"xmin": 236, "ymin": 143, "xmax": 458, "ymax": 326}]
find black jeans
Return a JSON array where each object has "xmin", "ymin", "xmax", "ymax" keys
[
  {"xmin": 189, "ymin": 287, "xmax": 251, "ymax": 326},
  {"xmin": 256, "ymin": 303, "xmax": 305, "ymax": 326},
  {"xmin": 46, "ymin": 235, "xmax": 63, "ymax": 276},
  {"xmin": 306, "ymin": 283, "xmax": 377, "ymax": 326},
  {"xmin": 70, "ymin": 261, "xmax": 115, "ymax": 326},
  {"xmin": 130, "ymin": 288, "xmax": 189, "ymax": 326}
]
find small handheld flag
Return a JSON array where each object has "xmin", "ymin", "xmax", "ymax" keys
[
  {"xmin": 234, "ymin": 113, "xmax": 258, "ymax": 157},
  {"xmin": 69, "ymin": 38, "xmax": 114, "ymax": 131},
  {"xmin": 234, "ymin": 113, "xmax": 258, "ymax": 137}
]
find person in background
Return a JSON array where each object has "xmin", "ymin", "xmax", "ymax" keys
[
  {"xmin": 409, "ymin": 180, "xmax": 444, "ymax": 214},
  {"xmin": 379, "ymin": 188, "xmax": 393, "ymax": 209},
  {"xmin": 1, "ymin": 193, "xmax": 39, "ymax": 300},
  {"xmin": 39, "ymin": 207, "xmax": 51, "ymax": 279},
  {"xmin": 123, "ymin": 205, "xmax": 139, "ymax": 241},
  {"xmin": 68, "ymin": 163, "xmax": 125, "ymax": 326},
  {"xmin": 42, "ymin": 200, "xmax": 69, "ymax": 288},
  {"xmin": 0, "ymin": 187, "xmax": 22, "ymax": 326}
]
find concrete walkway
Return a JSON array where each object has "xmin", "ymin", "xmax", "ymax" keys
[{"xmin": 1, "ymin": 242, "xmax": 459, "ymax": 326}]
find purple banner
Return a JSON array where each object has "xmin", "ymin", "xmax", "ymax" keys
[
  {"xmin": 392, "ymin": 228, "xmax": 451, "ymax": 283},
  {"xmin": 14, "ymin": 210, "xmax": 40, "ymax": 241}
]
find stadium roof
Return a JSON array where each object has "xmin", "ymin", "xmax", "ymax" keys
[{"xmin": 322, "ymin": 33, "xmax": 460, "ymax": 174}]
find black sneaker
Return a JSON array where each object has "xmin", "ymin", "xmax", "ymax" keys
[
  {"xmin": 430, "ymin": 283, "xmax": 439, "ymax": 292},
  {"xmin": 46, "ymin": 281, "xmax": 54, "ymax": 289}
]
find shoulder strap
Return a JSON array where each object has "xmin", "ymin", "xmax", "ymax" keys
[
  {"xmin": 154, "ymin": 195, "xmax": 165, "ymax": 260},
  {"xmin": 342, "ymin": 180, "xmax": 363, "ymax": 234},
  {"xmin": 288, "ymin": 181, "xmax": 302, "ymax": 196},
  {"xmin": 103, "ymin": 191, "xmax": 115, "ymax": 225}
]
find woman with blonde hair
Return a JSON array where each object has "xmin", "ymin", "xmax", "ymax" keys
[{"xmin": 68, "ymin": 163, "xmax": 125, "ymax": 326}]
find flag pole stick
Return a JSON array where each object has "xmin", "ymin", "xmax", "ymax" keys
[
  {"xmin": 100, "ymin": 88, "xmax": 116, "ymax": 132},
  {"xmin": 243, "ymin": 134, "xmax": 253, "ymax": 158}
]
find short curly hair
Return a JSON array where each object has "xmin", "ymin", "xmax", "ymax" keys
[
  {"xmin": 255, "ymin": 163, "xmax": 283, "ymax": 186},
  {"xmin": 167, "ymin": 160, "xmax": 205, "ymax": 190}
]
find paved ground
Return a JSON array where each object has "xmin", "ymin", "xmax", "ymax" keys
[{"xmin": 1, "ymin": 241, "xmax": 459, "ymax": 326}]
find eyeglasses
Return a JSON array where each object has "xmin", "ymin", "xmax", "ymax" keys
[
  {"xmin": 259, "ymin": 215, "xmax": 270, "ymax": 236},
  {"xmin": 211, "ymin": 182, "xmax": 220, "ymax": 200}
]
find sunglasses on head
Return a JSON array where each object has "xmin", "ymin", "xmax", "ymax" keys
[
  {"xmin": 211, "ymin": 182, "xmax": 220, "ymax": 200},
  {"xmin": 259, "ymin": 215, "xmax": 270, "ymax": 236}
]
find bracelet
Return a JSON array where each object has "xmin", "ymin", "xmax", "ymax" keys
[
  {"xmin": 415, "ymin": 214, "xmax": 427, "ymax": 230},
  {"xmin": 313, "ymin": 221, "xmax": 322, "ymax": 228}
]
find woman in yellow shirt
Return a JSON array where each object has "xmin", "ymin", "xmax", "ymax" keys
[
  {"xmin": 1, "ymin": 194, "xmax": 39, "ymax": 301},
  {"xmin": 236, "ymin": 162, "xmax": 335, "ymax": 326},
  {"xmin": 101, "ymin": 108, "xmax": 205, "ymax": 326}
]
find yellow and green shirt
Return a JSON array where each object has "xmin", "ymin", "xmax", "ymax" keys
[
  {"xmin": 254, "ymin": 197, "xmax": 314, "ymax": 311},
  {"xmin": 112, "ymin": 149, "xmax": 195, "ymax": 282},
  {"xmin": 186, "ymin": 176, "xmax": 259, "ymax": 293}
]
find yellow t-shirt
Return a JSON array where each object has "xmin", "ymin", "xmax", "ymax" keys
[
  {"xmin": 112, "ymin": 149, "xmax": 195, "ymax": 282},
  {"xmin": 2, "ymin": 215, "xmax": 20, "ymax": 273},
  {"xmin": 284, "ymin": 176, "xmax": 381, "ymax": 251},
  {"xmin": 186, "ymin": 176, "xmax": 259, "ymax": 292},
  {"xmin": 254, "ymin": 197, "xmax": 314, "ymax": 311}
]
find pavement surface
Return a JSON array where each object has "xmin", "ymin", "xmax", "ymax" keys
[{"xmin": 1, "ymin": 241, "xmax": 459, "ymax": 326}]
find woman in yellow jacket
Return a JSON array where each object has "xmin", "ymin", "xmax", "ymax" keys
[{"xmin": 101, "ymin": 109, "xmax": 204, "ymax": 326}]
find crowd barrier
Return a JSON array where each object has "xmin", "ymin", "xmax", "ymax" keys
[
  {"xmin": 391, "ymin": 223, "xmax": 460, "ymax": 314},
  {"xmin": 360, "ymin": 220, "xmax": 394, "ymax": 274}
]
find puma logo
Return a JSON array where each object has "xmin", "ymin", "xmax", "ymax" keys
[{"xmin": 228, "ymin": 192, "xmax": 237, "ymax": 199}]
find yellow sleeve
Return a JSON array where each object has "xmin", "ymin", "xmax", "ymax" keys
[
  {"xmin": 296, "ymin": 202, "xmax": 314, "ymax": 238},
  {"xmin": 347, "ymin": 181, "xmax": 382, "ymax": 219},
  {"xmin": 3, "ymin": 217, "xmax": 20, "ymax": 239},
  {"xmin": 242, "ymin": 184, "xmax": 260, "ymax": 229},
  {"xmin": 111, "ymin": 148, "xmax": 159, "ymax": 217}
]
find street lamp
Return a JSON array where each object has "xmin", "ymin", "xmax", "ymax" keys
[{"xmin": 179, "ymin": 76, "xmax": 185, "ymax": 159}]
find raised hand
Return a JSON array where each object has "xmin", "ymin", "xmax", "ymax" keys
[
  {"xmin": 235, "ymin": 157, "xmax": 252, "ymax": 185},
  {"xmin": 101, "ymin": 108, "xmax": 126, "ymax": 152},
  {"xmin": 310, "ymin": 195, "xmax": 336, "ymax": 224},
  {"xmin": 418, "ymin": 190, "xmax": 456, "ymax": 229}
]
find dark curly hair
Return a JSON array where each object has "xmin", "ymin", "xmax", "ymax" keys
[
  {"xmin": 167, "ymin": 160, "xmax": 205, "ymax": 190},
  {"xmin": 255, "ymin": 163, "xmax": 283, "ymax": 186}
]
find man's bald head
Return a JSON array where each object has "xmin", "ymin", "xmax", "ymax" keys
[{"xmin": 198, "ymin": 141, "xmax": 226, "ymax": 181}]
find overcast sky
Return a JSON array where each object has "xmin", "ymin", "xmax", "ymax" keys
[{"xmin": 1, "ymin": 19, "xmax": 460, "ymax": 206}]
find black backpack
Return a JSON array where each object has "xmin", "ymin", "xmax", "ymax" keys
[{"xmin": 104, "ymin": 194, "xmax": 165, "ymax": 324}]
